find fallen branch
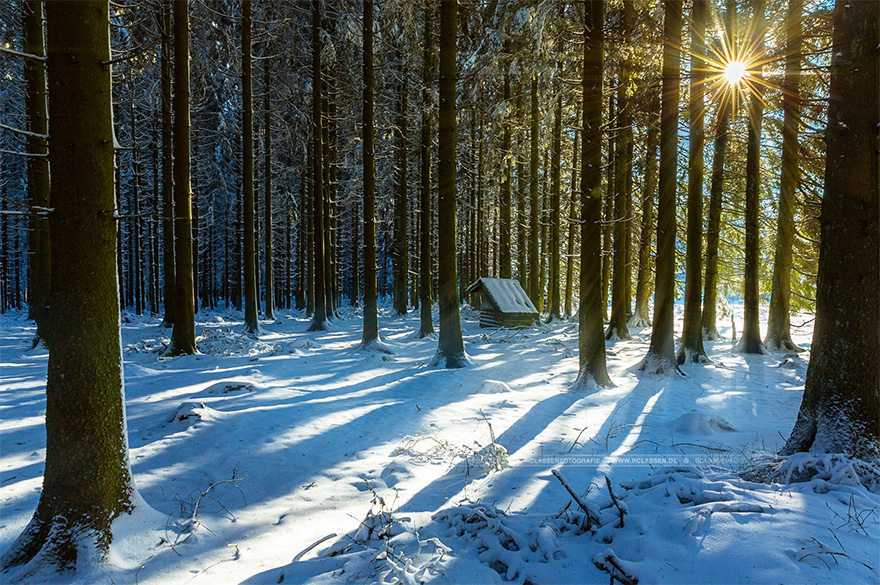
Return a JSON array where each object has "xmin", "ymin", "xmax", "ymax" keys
[
  {"xmin": 551, "ymin": 469, "xmax": 601, "ymax": 529},
  {"xmin": 605, "ymin": 476, "xmax": 627, "ymax": 528},
  {"xmin": 594, "ymin": 549, "xmax": 639, "ymax": 585}
]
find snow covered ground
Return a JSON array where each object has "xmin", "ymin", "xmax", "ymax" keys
[{"xmin": 1, "ymin": 302, "xmax": 878, "ymax": 584}]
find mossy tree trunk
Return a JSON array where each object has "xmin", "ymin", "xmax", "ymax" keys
[
  {"xmin": 528, "ymin": 73, "xmax": 540, "ymax": 307},
  {"xmin": 782, "ymin": 0, "xmax": 878, "ymax": 457},
  {"xmin": 630, "ymin": 86, "xmax": 658, "ymax": 329},
  {"xmin": 1, "ymin": 0, "xmax": 135, "ymax": 570},
  {"xmin": 737, "ymin": 0, "xmax": 767, "ymax": 355},
  {"xmin": 606, "ymin": 1, "xmax": 633, "ymax": 341},
  {"xmin": 575, "ymin": 0, "xmax": 612, "ymax": 389},
  {"xmin": 640, "ymin": 0, "xmax": 682, "ymax": 375},
  {"xmin": 677, "ymin": 0, "xmax": 709, "ymax": 364},
  {"xmin": 564, "ymin": 130, "xmax": 578, "ymax": 319},
  {"xmin": 547, "ymin": 86, "xmax": 562, "ymax": 322},
  {"xmin": 764, "ymin": 0, "xmax": 802, "ymax": 352},
  {"xmin": 701, "ymin": 0, "xmax": 734, "ymax": 341}
]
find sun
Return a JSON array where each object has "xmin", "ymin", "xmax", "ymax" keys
[{"xmin": 723, "ymin": 60, "xmax": 748, "ymax": 86}]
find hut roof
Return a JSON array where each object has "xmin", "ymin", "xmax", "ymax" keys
[{"xmin": 466, "ymin": 278, "xmax": 538, "ymax": 315}]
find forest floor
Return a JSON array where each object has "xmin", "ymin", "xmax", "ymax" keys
[{"xmin": 1, "ymin": 302, "xmax": 878, "ymax": 585}]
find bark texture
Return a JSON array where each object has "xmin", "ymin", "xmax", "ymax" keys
[
  {"xmin": 575, "ymin": 0, "xmax": 612, "ymax": 389},
  {"xmin": 435, "ymin": 0, "xmax": 467, "ymax": 367},
  {"xmin": 641, "ymin": 0, "xmax": 682, "ymax": 375},
  {"xmin": 782, "ymin": 0, "xmax": 879, "ymax": 458},
  {"xmin": 677, "ymin": 0, "xmax": 708, "ymax": 364},
  {"xmin": 168, "ymin": 0, "xmax": 197, "ymax": 355},
  {"xmin": 765, "ymin": 0, "xmax": 803, "ymax": 352},
  {"xmin": 2, "ymin": 0, "xmax": 135, "ymax": 570}
]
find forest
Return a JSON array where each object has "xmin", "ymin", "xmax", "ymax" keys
[{"xmin": 0, "ymin": 0, "xmax": 877, "ymax": 584}]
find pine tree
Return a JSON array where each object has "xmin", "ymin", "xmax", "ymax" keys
[
  {"xmin": 677, "ymin": 0, "xmax": 708, "ymax": 364},
  {"xmin": 764, "ymin": 0, "xmax": 803, "ymax": 352},
  {"xmin": 782, "ymin": 0, "xmax": 878, "ymax": 457},
  {"xmin": 640, "ymin": 0, "xmax": 682, "ymax": 375},
  {"xmin": 361, "ymin": 0, "xmax": 382, "ymax": 349},
  {"xmin": 23, "ymin": 0, "xmax": 50, "ymax": 343},
  {"xmin": 630, "ymin": 86, "xmax": 658, "ymax": 329},
  {"xmin": 307, "ymin": 0, "xmax": 329, "ymax": 332},
  {"xmin": 433, "ymin": 0, "xmax": 467, "ymax": 368},
  {"xmin": 417, "ymin": 3, "xmax": 435, "ymax": 338},
  {"xmin": 159, "ymin": 0, "xmax": 175, "ymax": 327},
  {"xmin": 242, "ymin": 0, "xmax": 259, "ymax": 334},
  {"xmin": 575, "ymin": 0, "xmax": 612, "ymax": 389},
  {"xmin": 263, "ymin": 56, "xmax": 275, "ymax": 321},
  {"xmin": 168, "ymin": 0, "xmax": 197, "ymax": 355},
  {"xmin": 1, "ymin": 0, "xmax": 136, "ymax": 569},
  {"xmin": 737, "ymin": 0, "xmax": 767, "ymax": 355}
]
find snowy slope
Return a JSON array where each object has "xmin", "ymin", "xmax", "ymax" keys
[{"xmin": 1, "ymin": 303, "xmax": 877, "ymax": 584}]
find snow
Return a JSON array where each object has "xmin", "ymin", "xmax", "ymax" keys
[{"xmin": 1, "ymin": 302, "xmax": 878, "ymax": 584}]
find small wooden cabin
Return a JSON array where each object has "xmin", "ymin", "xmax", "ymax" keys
[{"xmin": 466, "ymin": 278, "xmax": 539, "ymax": 328}]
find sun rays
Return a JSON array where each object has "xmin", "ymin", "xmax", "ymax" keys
[{"xmin": 723, "ymin": 60, "xmax": 748, "ymax": 86}]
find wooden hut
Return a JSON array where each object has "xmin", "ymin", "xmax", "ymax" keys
[{"xmin": 466, "ymin": 278, "xmax": 539, "ymax": 328}]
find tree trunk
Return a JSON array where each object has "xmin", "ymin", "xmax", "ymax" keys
[
  {"xmin": 168, "ymin": 0, "xmax": 197, "ymax": 355},
  {"xmin": 393, "ymin": 54, "xmax": 409, "ymax": 317},
  {"xmin": 640, "ymin": 0, "xmax": 682, "ymax": 375},
  {"xmin": 263, "ymin": 57, "xmax": 275, "ymax": 321},
  {"xmin": 765, "ymin": 0, "xmax": 802, "ymax": 352},
  {"xmin": 417, "ymin": 3, "xmax": 435, "ymax": 338},
  {"xmin": 1, "ymin": 0, "xmax": 136, "ymax": 569},
  {"xmin": 23, "ymin": 0, "xmax": 50, "ymax": 342},
  {"xmin": 539, "ymin": 149, "xmax": 548, "ymax": 312},
  {"xmin": 240, "ymin": 0, "xmax": 258, "ymax": 334},
  {"xmin": 564, "ymin": 130, "xmax": 578, "ymax": 318},
  {"xmin": 499, "ymin": 52, "xmax": 512, "ymax": 279},
  {"xmin": 701, "ymin": 0, "xmax": 734, "ymax": 340},
  {"xmin": 607, "ymin": 1, "xmax": 634, "ymax": 341},
  {"xmin": 737, "ymin": 0, "xmax": 767, "ymax": 354},
  {"xmin": 575, "ymin": 0, "xmax": 612, "ymax": 389},
  {"xmin": 307, "ymin": 0, "xmax": 328, "ymax": 331},
  {"xmin": 547, "ymin": 86, "xmax": 562, "ymax": 322},
  {"xmin": 528, "ymin": 73, "xmax": 540, "ymax": 307},
  {"xmin": 677, "ymin": 0, "xmax": 708, "ymax": 364},
  {"xmin": 630, "ymin": 86, "xmax": 658, "ymax": 329},
  {"xmin": 434, "ymin": 0, "xmax": 466, "ymax": 367},
  {"xmin": 361, "ymin": 0, "xmax": 380, "ymax": 347},
  {"xmin": 601, "ymin": 95, "xmax": 614, "ymax": 321},
  {"xmin": 190, "ymin": 129, "xmax": 199, "ymax": 316},
  {"xmin": 132, "ymin": 97, "xmax": 144, "ymax": 316},
  {"xmin": 160, "ymin": 0, "xmax": 175, "ymax": 327},
  {"xmin": 516, "ymin": 89, "xmax": 528, "ymax": 290},
  {"xmin": 782, "ymin": 0, "xmax": 878, "ymax": 457},
  {"xmin": 351, "ymin": 196, "xmax": 360, "ymax": 307}
]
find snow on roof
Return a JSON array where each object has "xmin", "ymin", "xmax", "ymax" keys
[{"xmin": 466, "ymin": 278, "xmax": 538, "ymax": 315}]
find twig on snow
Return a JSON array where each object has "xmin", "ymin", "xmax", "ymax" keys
[
  {"xmin": 605, "ymin": 476, "xmax": 627, "ymax": 528},
  {"xmin": 551, "ymin": 469, "xmax": 601, "ymax": 529}
]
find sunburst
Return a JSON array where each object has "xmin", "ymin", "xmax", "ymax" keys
[{"xmin": 723, "ymin": 60, "xmax": 748, "ymax": 86}]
